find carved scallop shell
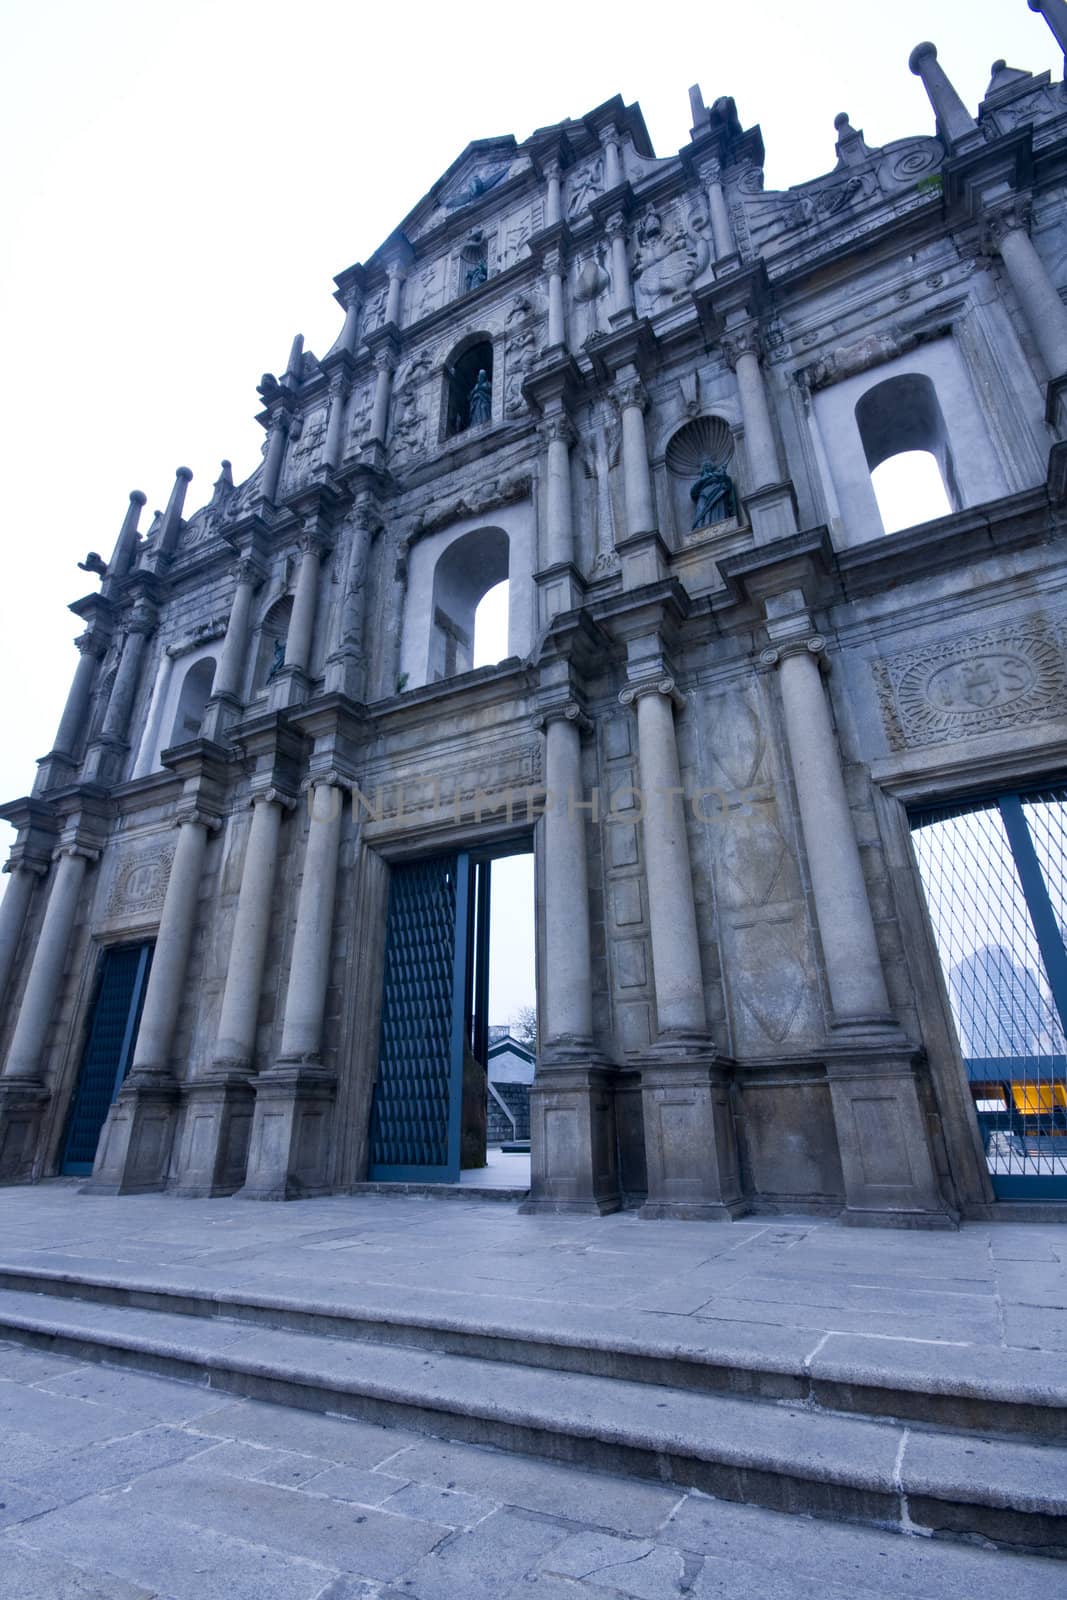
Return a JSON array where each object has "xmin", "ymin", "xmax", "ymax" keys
[{"xmin": 666, "ymin": 416, "xmax": 734, "ymax": 477}]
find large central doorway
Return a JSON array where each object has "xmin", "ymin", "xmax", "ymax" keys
[
  {"xmin": 61, "ymin": 941, "xmax": 153, "ymax": 1175},
  {"xmin": 368, "ymin": 843, "xmax": 534, "ymax": 1184}
]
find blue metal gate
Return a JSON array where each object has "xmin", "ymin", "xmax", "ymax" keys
[
  {"xmin": 61, "ymin": 942, "xmax": 152, "ymax": 1175},
  {"xmin": 911, "ymin": 789, "xmax": 1067, "ymax": 1198},
  {"xmin": 368, "ymin": 853, "xmax": 470, "ymax": 1181}
]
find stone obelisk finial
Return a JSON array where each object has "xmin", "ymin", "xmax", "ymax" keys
[
  {"xmin": 156, "ymin": 466, "xmax": 193, "ymax": 559},
  {"xmin": 909, "ymin": 41, "xmax": 982, "ymax": 149},
  {"xmin": 1029, "ymin": 0, "xmax": 1067, "ymax": 58},
  {"xmin": 106, "ymin": 489, "xmax": 147, "ymax": 581}
]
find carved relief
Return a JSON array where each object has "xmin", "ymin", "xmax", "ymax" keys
[
  {"xmin": 409, "ymin": 259, "xmax": 446, "ymax": 322},
  {"xmin": 631, "ymin": 203, "xmax": 710, "ymax": 313},
  {"xmin": 500, "ymin": 202, "xmax": 543, "ymax": 269},
  {"xmin": 344, "ymin": 385, "xmax": 374, "ymax": 459},
  {"xmin": 503, "ymin": 295, "xmax": 541, "ymax": 417},
  {"xmin": 873, "ymin": 617, "xmax": 1067, "ymax": 751},
  {"xmin": 107, "ymin": 846, "xmax": 175, "ymax": 918},
  {"xmin": 797, "ymin": 325, "xmax": 919, "ymax": 392},
  {"xmin": 565, "ymin": 157, "xmax": 603, "ymax": 219},
  {"xmin": 285, "ymin": 405, "xmax": 328, "ymax": 486},
  {"xmin": 389, "ymin": 352, "xmax": 432, "ymax": 463},
  {"xmin": 410, "ymin": 470, "xmax": 531, "ymax": 540},
  {"xmin": 582, "ymin": 419, "xmax": 621, "ymax": 576}
]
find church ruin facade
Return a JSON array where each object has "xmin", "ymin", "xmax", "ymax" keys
[{"xmin": 2, "ymin": 6, "xmax": 1067, "ymax": 1221}]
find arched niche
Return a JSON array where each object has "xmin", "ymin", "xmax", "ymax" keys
[
  {"xmin": 169, "ymin": 657, "xmax": 217, "ymax": 745},
  {"xmin": 429, "ymin": 526, "xmax": 509, "ymax": 681},
  {"xmin": 664, "ymin": 414, "xmax": 742, "ymax": 539},
  {"xmin": 253, "ymin": 595, "xmax": 293, "ymax": 692},
  {"xmin": 444, "ymin": 334, "xmax": 494, "ymax": 437},
  {"xmin": 855, "ymin": 372, "xmax": 960, "ymax": 525}
]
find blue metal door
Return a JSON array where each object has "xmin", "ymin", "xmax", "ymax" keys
[
  {"xmin": 61, "ymin": 942, "xmax": 152, "ymax": 1175},
  {"xmin": 911, "ymin": 789, "xmax": 1067, "ymax": 1198},
  {"xmin": 369, "ymin": 853, "xmax": 470, "ymax": 1181}
]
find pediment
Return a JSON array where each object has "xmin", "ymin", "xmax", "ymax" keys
[{"xmin": 396, "ymin": 138, "xmax": 529, "ymax": 246}]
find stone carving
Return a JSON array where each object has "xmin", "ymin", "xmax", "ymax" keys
[
  {"xmin": 362, "ymin": 287, "xmax": 387, "ymax": 335},
  {"xmin": 444, "ymin": 165, "xmax": 510, "ymax": 211},
  {"xmin": 501, "ymin": 203, "xmax": 542, "ymax": 268},
  {"xmin": 107, "ymin": 846, "xmax": 175, "ymax": 918},
  {"xmin": 409, "ymin": 470, "xmax": 531, "ymax": 540},
  {"xmin": 631, "ymin": 203, "xmax": 710, "ymax": 312},
  {"xmin": 503, "ymin": 297, "xmax": 541, "ymax": 417},
  {"xmin": 410, "ymin": 259, "xmax": 445, "ymax": 321},
  {"xmin": 872, "ymin": 616, "xmax": 1067, "ymax": 750},
  {"xmin": 344, "ymin": 385, "xmax": 374, "ymax": 458},
  {"xmin": 285, "ymin": 405, "xmax": 328, "ymax": 486},
  {"xmin": 581, "ymin": 420, "xmax": 621, "ymax": 576},
  {"xmin": 690, "ymin": 460, "xmax": 738, "ymax": 529},
  {"xmin": 566, "ymin": 157, "xmax": 603, "ymax": 218},
  {"xmin": 468, "ymin": 368, "xmax": 492, "ymax": 426},
  {"xmin": 390, "ymin": 352, "xmax": 432, "ymax": 461},
  {"xmin": 798, "ymin": 325, "xmax": 919, "ymax": 391}
]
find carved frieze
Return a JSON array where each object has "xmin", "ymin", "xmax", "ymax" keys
[
  {"xmin": 872, "ymin": 617, "xmax": 1067, "ymax": 751},
  {"xmin": 630, "ymin": 202, "xmax": 710, "ymax": 314},
  {"xmin": 409, "ymin": 470, "xmax": 532, "ymax": 540},
  {"xmin": 106, "ymin": 846, "xmax": 175, "ymax": 919}
]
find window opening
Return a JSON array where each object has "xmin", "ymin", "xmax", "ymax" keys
[
  {"xmin": 473, "ymin": 580, "xmax": 509, "ymax": 668},
  {"xmin": 169, "ymin": 657, "xmax": 216, "ymax": 744},
  {"xmin": 430, "ymin": 527, "xmax": 509, "ymax": 681},
  {"xmin": 855, "ymin": 373, "xmax": 960, "ymax": 534}
]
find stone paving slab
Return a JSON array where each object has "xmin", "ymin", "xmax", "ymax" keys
[{"xmin": 1, "ymin": 1342, "xmax": 1065, "ymax": 1600}]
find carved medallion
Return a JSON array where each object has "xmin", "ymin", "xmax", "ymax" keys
[{"xmin": 107, "ymin": 846, "xmax": 175, "ymax": 917}]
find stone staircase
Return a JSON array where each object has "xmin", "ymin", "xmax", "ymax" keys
[{"xmin": 0, "ymin": 1261, "xmax": 1064, "ymax": 1560}]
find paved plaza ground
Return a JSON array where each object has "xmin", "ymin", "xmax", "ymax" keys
[{"xmin": 0, "ymin": 1184, "xmax": 1062, "ymax": 1597}]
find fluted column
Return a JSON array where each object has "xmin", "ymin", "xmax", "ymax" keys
[
  {"xmin": 542, "ymin": 709, "xmax": 594, "ymax": 1046},
  {"xmin": 212, "ymin": 793, "xmax": 291, "ymax": 1072},
  {"xmin": 0, "ymin": 860, "xmax": 45, "ymax": 1006},
  {"xmin": 990, "ymin": 205, "xmax": 1067, "ymax": 379},
  {"xmin": 101, "ymin": 604, "xmax": 156, "ymax": 743},
  {"xmin": 605, "ymin": 211, "xmax": 633, "ymax": 322},
  {"xmin": 761, "ymin": 629, "xmax": 948, "ymax": 1223},
  {"xmin": 615, "ymin": 373, "xmax": 655, "ymax": 536},
  {"xmin": 284, "ymin": 532, "xmax": 325, "ymax": 675},
  {"xmin": 2, "ymin": 845, "xmax": 95, "ymax": 1082},
  {"xmin": 127, "ymin": 811, "xmax": 217, "ymax": 1084},
  {"xmin": 1029, "ymin": 0, "xmax": 1067, "ymax": 56},
  {"xmin": 763, "ymin": 637, "xmax": 891, "ymax": 1027},
  {"xmin": 908, "ymin": 42, "xmax": 982, "ymax": 149},
  {"xmin": 542, "ymin": 412, "xmax": 577, "ymax": 569},
  {"xmin": 53, "ymin": 633, "xmax": 107, "ymax": 757},
  {"xmin": 323, "ymin": 373, "xmax": 350, "ymax": 470},
  {"xmin": 621, "ymin": 680, "xmax": 706, "ymax": 1037},
  {"xmin": 700, "ymin": 159, "xmax": 736, "ymax": 264},
  {"xmin": 261, "ymin": 411, "xmax": 290, "ymax": 505}
]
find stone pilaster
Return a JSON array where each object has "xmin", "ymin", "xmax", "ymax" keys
[
  {"xmin": 522, "ymin": 702, "xmax": 621, "ymax": 1216},
  {"xmin": 238, "ymin": 776, "xmax": 344, "ymax": 1200},
  {"xmin": 543, "ymin": 156, "xmax": 562, "ymax": 226},
  {"xmin": 620, "ymin": 676, "xmax": 744, "ymax": 1220},
  {"xmin": 89, "ymin": 807, "xmax": 219, "ymax": 1195},
  {"xmin": 761, "ymin": 613, "xmax": 953, "ymax": 1227},
  {"xmin": 545, "ymin": 245, "xmax": 567, "ymax": 353}
]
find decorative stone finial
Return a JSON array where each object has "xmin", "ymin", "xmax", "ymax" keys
[
  {"xmin": 908, "ymin": 39, "xmax": 981, "ymax": 148},
  {"xmin": 106, "ymin": 488, "xmax": 147, "ymax": 579},
  {"xmin": 908, "ymin": 40, "xmax": 937, "ymax": 74},
  {"xmin": 1029, "ymin": 0, "xmax": 1067, "ymax": 58}
]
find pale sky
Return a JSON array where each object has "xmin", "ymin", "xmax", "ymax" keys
[{"xmin": 0, "ymin": 0, "xmax": 1059, "ymax": 975}]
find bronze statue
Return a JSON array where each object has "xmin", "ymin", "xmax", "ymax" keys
[
  {"xmin": 690, "ymin": 458, "xmax": 737, "ymax": 528},
  {"xmin": 266, "ymin": 638, "xmax": 286, "ymax": 681},
  {"xmin": 469, "ymin": 368, "xmax": 492, "ymax": 427}
]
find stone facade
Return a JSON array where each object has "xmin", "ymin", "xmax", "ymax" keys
[{"xmin": 3, "ymin": 14, "xmax": 1067, "ymax": 1222}]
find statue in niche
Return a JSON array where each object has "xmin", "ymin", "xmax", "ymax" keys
[
  {"xmin": 466, "ymin": 256, "xmax": 488, "ymax": 292},
  {"xmin": 691, "ymin": 459, "xmax": 738, "ymax": 529},
  {"xmin": 469, "ymin": 369, "xmax": 492, "ymax": 427},
  {"xmin": 266, "ymin": 638, "xmax": 286, "ymax": 681}
]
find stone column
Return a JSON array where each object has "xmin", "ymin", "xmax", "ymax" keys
[
  {"xmin": 130, "ymin": 652, "xmax": 175, "ymax": 779},
  {"xmin": 283, "ymin": 532, "xmax": 325, "ymax": 676},
  {"xmin": 908, "ymin": 42, "xmax": 982, "ymax": 150},
  {"xmin": 335, "ymin": 283, "xmax": 363, "ymax": 357},
  {"xmin": 545, "ymin": 246, "xmax": 567, "ymax": 352},
  {"xmin": 990, "ymin": 206, "xmax": 1067, "ymax": 380},
  {"xmin": 323, "ymin": 373, "xmax": 350, "ymax": 471},
  {"xmin": 523, "ymin": 704, "xmax": 621, "ymax": 1216},
  {"xmin": 261, "ymin": 411, "xmax": 290, "ymax": 505},
  {"xmin": 616, "ymin": 373, "xmax": 655, "ymax": 536},
  {"xmin": 89, "ymin": 809, "xmax": 219, "ymax": 1195},
  {"xmin": 173, "ymin": 788, "xmax": 294, "ymax": 1197},
  {"xmin": 153, "ymin": 467, "xmax": 194, "ymax": 563},
  {"xmin": 1030, "ymin": 0, "xmax": 1067, "ymax": 56},
  {"xmin": 105, "ymin": 490, "xmax": 148, "ymax": 586},
  {"xmin": 326, "ymin": 501, "xmax": 375, "ymax": 698},
  {"xmin": 0, "ymin": 843, "xmax": 96, "ymax": 1182},
  {"xmin": 368, "ymin": 350, "xmax": 394, "ymax": 445},
  {"xmin": 0, "ymin": 860, "xmax": 45, "ymax": 1006},
  {"xmin": 53, "ymin": 633, "xmax": 106, "ymax": 758},
  {"xmin": 620, "ymin": 677, "xmax": 744, "ymax": 1220},
  {"xmin": 385, "ymin": 262, "xmax": 405, "ymax": 328},
  {"xmin": 544, "ymin": 157, "xmax": 562, "ymax": 226},
  {"xmin": 761, "ymin": 625, "xmax": 950, "ymax": 1225},
  {"xmin": 101, "ymin": 605, "xmax": 156, "ymax": 742},
  {"xmin": 211, "ymin": 558, "xmax": 259, "ymax": 702},
  {"xmin": 724, "ymin": 320, "xmax": 798, "ymax": 543},
  {"xmin": 700, "ymin": 159, "xmax": 737, "ymax": 265},
  {"xmin": 605, "ymin": 211, "xmax": 633, "ymax": 322},
  {"xmin": 600, "ymin": 126, "xmax": 623, "ymax": 190},
  {"xmin": 239, "ymin": 777, "xmax": 344, "ymax": 1199},
  {"xmin": 542, "ymin": 412, "xmax": 577, "ymax": 570}
]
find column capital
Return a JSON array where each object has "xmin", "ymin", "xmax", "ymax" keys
[
  {"xmin": 619, "ymin": 676, "xmax": 684, "ymax": 709},
  {"xmin": 539, "ymin": 412, "xmax": 577, "ymax": 450},
  {"xmin": 372, "ymin": 345, "xmax": 396, "ymax": 376},
  {"xmin": 74, "ymin": 630, "xmax": 108, "ymax": 660},
  {"xmin": 297, "ymin": 525, "xmax": 331, "ymax": 558},
  {"xmin": 173, "ymin": 806, "xmax": 223, "ymax": 833},
  {"xmin": 52, "ymin": 842, "xmax": 100, "ymax": 865},
  {"xmin": 301, "ymin": 769, "xmax": 350, "ymax": 795},
  {"xmin": 536, "ymin": 699, "xmax": 592, "ymax": 734},
  {"xmin": 982, "ymin": 195, "xmax": 1031, "ymax": 253},
  {"xmin": 232, "ymin": 554, "xmax": 266, "ymax": 587},
  {"xmin": 613, "ymin": 374, "xmax": 649, "ymax": 414},
  {"xmin": 124, "ymin": 601, "xmax": 158, "ymax": 638},
  {"xmin": 4, "ymin": 854, "xmax": 49, "ymax": 879},
  {"xmin": 602, "ymin": 208, "xmax": 629, "ymax": 240},
  {"xmin": 698, "ymin": 157, "xmax": 722, "ymax": 186},
  {"xmin": 722, "ymin": 320, "xmax": 762, "ymax": 369},
  {"xmin": 760, "ymin": 634, "xmax": 827, "ymax": 669},
  {"xmin": 250, "ymin": 786, "xmax": 298, "ymax": 812}
]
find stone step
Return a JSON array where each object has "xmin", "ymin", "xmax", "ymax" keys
[
  {"xmin": 0, "ymin": 1261, "xmax": 1063, "ymax": 1444},
  {"xmin": 0, "ymin": 1282, "xmax": 1064, "ymax": 1560}
]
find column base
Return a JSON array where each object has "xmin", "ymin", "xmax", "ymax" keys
[
  {"xmin": 637, "ymin": 1036, "xmax": 748, "ymax": 1221},
  {"xmin": 0, "ymin": 1079, "xmax": 50, "ymax": 1183},
  {"xmin": 519, "ymin": 1045, "xmax": 621, "ymax": 1216},
  {"xmin": 824, "ymin": 1027, "xmax": 957, "ymax": 1229},
  {"xmin": 170, "ymin": 1074, "xmax": 256, "ymax": 1198},
  {"xmin": 84, "ymin": 1075, "xmax": 180, "ymax": 1195},
  {"xmin": 236, "ymin": 1060, "xmax": 337, "ymax": 1201}
]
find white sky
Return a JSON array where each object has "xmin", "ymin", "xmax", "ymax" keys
[{"xmin": 0, "ymin": 0, "xmax": 1059, "ymax": 907}]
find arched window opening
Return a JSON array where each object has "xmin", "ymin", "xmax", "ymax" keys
[
  {"xmin": 430, "ymin": 528, "xmax": 509, "ymax": 681},
  {"xmin": 473, "ymin": 580, "xmax": 510, "ymax": 669},
  {"xmin": 254, "ymin": 596, "xmax": 293, "ymax": 691},
  {"xmin": 870, "ymin": 451, "xmax": 953, "ymax": 535},
  {"xmin": 446, "ymin": 339, "xmax": 494, "ymax": 436},
  {"xmin": 170, "ymin": 657, "xmax": 216, "ymax": 745},
  {"xmin": 855, "ymin": 373, "xmax": 960, "ymax": 535}
]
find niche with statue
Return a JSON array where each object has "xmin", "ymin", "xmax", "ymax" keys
[{"xmin": 664, "ymin": 415, "xmax": 742, "ymax": 541}]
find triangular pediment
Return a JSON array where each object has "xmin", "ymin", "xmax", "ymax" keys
[{"xmin": 394, "ymin": 137, "xmax": 527, "ymax": 248}]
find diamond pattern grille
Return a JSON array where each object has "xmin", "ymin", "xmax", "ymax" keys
[
  {"xmin": 62, "ymin": 942, "xmax": 151, "ymax": 1173},
  {"xmin": 370, "ymin": 856, "xmax": 460, "ymax": 1172}
]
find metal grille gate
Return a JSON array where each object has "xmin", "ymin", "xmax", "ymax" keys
[
  {"xmin": 61, "ymin": 942, "xmax": 152, "ymax": 1175},
  {"xmin": 911, "ymin": 789, "xmax": 1067, "ymax": 1198},
  {"xmin": 368, "ymin": 853, "xmax": 470, "ymax": 1181}
]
